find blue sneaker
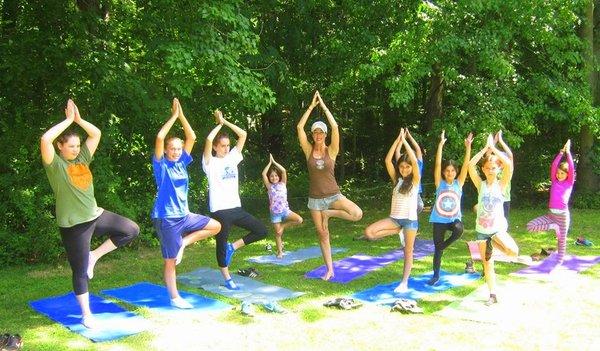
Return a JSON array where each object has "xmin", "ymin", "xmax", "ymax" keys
[
  {"xmin": 225, "ymin": 242, "xmax": 236, "ymax": 266},
  {"xmin": 224, "ymin": 278, "xmax": 239, "ymax": 290}
]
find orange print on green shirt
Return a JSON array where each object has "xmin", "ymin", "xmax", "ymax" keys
[{"xmin": 67, "ymin": 164, "xmax": 93, "ymax": 190}]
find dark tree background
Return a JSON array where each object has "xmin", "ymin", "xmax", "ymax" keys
[{"xmin": 1, "ymin": 0, "xmax": 598, "ymax": 264}]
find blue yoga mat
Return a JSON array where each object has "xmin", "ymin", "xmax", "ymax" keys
[
  {"xmin": 305, "ymin": 239, "xmax": 435, "ymax": 283},
  {"xmin": 178, "ymin": 267, "xmax": 305, "ymax": 303},
  {"xmin": 101, "ymin": 282, "xmax": 231, "ymax": 314},
  {"xmin": 247, "ymin": 246, "xmax": 348, "ymax": 266},
  {"xmin": 352, "ymin": 270, "xmax": 480, "ymax": 306},
  {"xmin": 29, "ymin": 292, "xmax": 149, "ymax": 342}
]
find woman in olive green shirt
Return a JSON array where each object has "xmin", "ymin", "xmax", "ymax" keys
[{"xmin": 41, "ymin": 99, "xmax": 139, "ymax": 328}]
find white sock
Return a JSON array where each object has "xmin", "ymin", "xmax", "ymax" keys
[{"xmin": 170, "ymin": 297, "xmax": 193, "ymax": 309}]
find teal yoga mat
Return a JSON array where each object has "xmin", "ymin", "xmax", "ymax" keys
[
  {"xmin": 178, "ymin": 267, "xmax": 305, "ymax": 303},
  {"xmin": 247, "ymin": 246, "xmax": 347, "ymax": 266},
  {"xmin": 101, "ymin": 282, "xmax": 231, "ymax": 314}
]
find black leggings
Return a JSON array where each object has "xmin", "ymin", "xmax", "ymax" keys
[
  {"xmin": 432, "ymin": 221, "xmax": 464, "ymax": 277},
  {"xmin": 59, "ymin": 210, "xmax": 139, "ymax": 295},
  {"xmin": 211, "ymin": 207, "xmax": 267, "ymax": 267}
]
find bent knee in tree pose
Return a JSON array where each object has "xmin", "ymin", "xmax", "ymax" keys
[
  {"xmin": 526, "ymin": 139, "xmax": 575, "ymax": 264},
  {"xmin": 41, "ymin": 99, "xmax": 139, "ymax": 328},
  {"xmin": 297, "ymin": 91, "xmax": 362, "ymax": 281},
  {"xmin": 427, "ymin": 130, "xmax": 472, "ymax": 286},
  {"xmin": 152, "ymin": 98, "xmax": 221, "ymax": 309},
  {"xmin": 363, "ymin": 129, "xmax": 420, "ymax": 292},
  {"xmin": 468, "ymin": 133, "xmax": 518, "ymax": 306},
  {"xmin": 203, "ymin": 109, "xmax": 267, "ymax": 290},
  {"xmin": 262, "ymin": 153, "xmax": 304, "ymax": 259}
]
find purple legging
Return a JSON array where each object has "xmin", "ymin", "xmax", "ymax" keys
[{"xmin": 527, "ymin": 210, "xmax": 570, "ymax": 263}]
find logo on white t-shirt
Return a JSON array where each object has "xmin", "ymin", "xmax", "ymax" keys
[{"xmin": 222, "ymin": 166, "xmax": 237, "ymax": 180}]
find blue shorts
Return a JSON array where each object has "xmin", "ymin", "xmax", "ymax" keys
[
  {"xmin": 390, "ymin": 217, "xmax": 419, "ymax": 230},
  {"xmin": 307, "ymin": 193, "xmax": 342, "ymax": 211},
  {"xmin": 270, "ymin": 209, "xmax": 290, "ymax": 224},
  {"xmin": 476, "ymin": 231, "xmax": 497, "ymax": 241},
  {"xmin": 153, "ymin": 213, "xmax": 211, "ymax": 259}
]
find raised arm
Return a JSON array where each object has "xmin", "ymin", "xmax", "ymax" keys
[
  {"xmin": 178, "ymin": 100, "xmax": 196, "ymax": 154},
  {"xmin": 155, "ymin": 98, "xmax": 180, "ymax": 160},
  {"xmin": 221, "ymin": 112, "xmax": 247, "ymax": 152},
  {"xmin": 41, "ymin": 99, "xmax": 76, "ymax": 165},
  {"xmin": 203, "ymin": 110, "xmax": 224, "ymax": 165},
  {"xmin": 458, "ymin": 132, "xmax": 473, "ymax": 187},
  {"xmin": 406, "ymin": 129, "xmax": 423, "ymax": 161},
  {"xmin": 402, "ymin": 132, "xmax": 421, "ymax": 187},
  {"xmin": 564, "ymin": 139, "xmax": 575, "ymax": 184},
  {"xmin": 468, "ymin": 135, "xmax": 491, "ymax": 191},
  {"xmin": 261, "ymin": 154, "xmax": 274, "ymax": 190},
  {"xmin": 385, "ymin": 129, "xmax": 404, "ymax": 183},
  {"xmin": 495, "ymin": 130, "xmax": 513, "ymax": 162},
  {"xmin": 297, "ymin": 92, "xmax": 319, "ymax": 159},
  {"xmin": 434, "ymin": 130, "xmax": 446, "ymax": 188},
  {"xmin": 488, "ymin": 139, "xmax": 513, "ymax": 190},
  {"xmin": 317, "ymin": 92, "xmax": 340, "ymax": 159},
  {"xmin": 73, "ymin": 102, "xmax": 101, "ymax": 157},
  {"xmin": 270, "ymin": 154, "xmax": 288, "ymax": 184}
]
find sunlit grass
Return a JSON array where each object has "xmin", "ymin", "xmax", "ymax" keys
[{"xmin": 1, "ymin": 208, "xmax": 598, "ymax": 350}]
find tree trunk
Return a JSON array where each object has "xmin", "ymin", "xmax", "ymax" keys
[
  {"xmin": 423, "ymin": 63, "xmax": 444, "ymax": 134},
  {"xmin": 579, "ymin": 0, "xmax": 600, "ymax": 192}
]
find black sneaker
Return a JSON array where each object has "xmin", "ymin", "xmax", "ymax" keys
[{"xmin": 465, "ymin": 259, "xmax": 476, "ymax": 274}]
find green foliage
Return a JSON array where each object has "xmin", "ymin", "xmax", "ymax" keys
[{"xmin": 1, "ymin": 0, "xmax": 598, "ymax": 264}]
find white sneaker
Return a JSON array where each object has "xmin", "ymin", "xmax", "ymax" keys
[{"xmin": 170, "ymin": 297, "xmax": 193, "ymax": 309}]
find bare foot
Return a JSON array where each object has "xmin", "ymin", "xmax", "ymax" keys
[
  {"xmin": 393, "ymin": 282, "xmax": 408, "ymax": 293},
  {"xmin": 87, "ymin": 252, "xmax": 97, "ymax": 280},
  {"xmin": 175, "ymin": 244, "xmax": 185, "ymax": 265},
  {"xmin": 321, "ymin": 270, "xmax": 334, "ymax": 281},
  {"xmin": 276, "ymin": 251, "xmax": 283, "ymax": 259},
  {"xmin": 82, "ymin": 314, "xmax": 99, "ymax": 329}
]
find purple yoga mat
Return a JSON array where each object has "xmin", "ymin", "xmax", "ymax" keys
[
  {"xmin": 305, "ymin": 239, "xmax": 435, "ymax": 283},
  {"xmin": 513, "ymin": 252, "xmax": 600, "ymax": 275}
]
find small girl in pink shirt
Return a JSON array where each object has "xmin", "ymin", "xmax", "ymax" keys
[
  {"xmin": 527, "ymin": 140, "xmax": 575, "ymax": 264},
  {"xmin": 262, "ymin": 154, "xmax": 303, "ymax": 258}
]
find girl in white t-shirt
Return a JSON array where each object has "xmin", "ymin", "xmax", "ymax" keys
[
  {"xmin": 261, "ymin": 153, "xmax": 303, "ymax": 258},
  {"xmin": 202, "ymin": 110, "xmax": 268, "ymax": 290}
]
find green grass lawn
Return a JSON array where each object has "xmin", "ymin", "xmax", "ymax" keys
[{"xmin": 1, "ymin": 208, "xmax": 599, "ymax": 350}]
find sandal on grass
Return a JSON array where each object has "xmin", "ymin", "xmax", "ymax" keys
[
  {"xmin": 262, "ymin": 301, "xmax": 287, "ymax": 314},
  {"xmin": 575, "ymin": 237, "xmax": 593, "ymax": 247},
  {"xmin": 0, "ymin": 334, "xmax": 22, "ymax": 351},
  {"xmin": 240, "ymin": 301, "xmax": 255, "ymax": 317},
  {"xmin": 540, "ymin": 247, "xmax": 555, "ymax": 256},
  {"xmin": 323, "ymin": 298, "xmax": 362, "ymax": 310},
  {"xmin": 390, "ymin": 299, "xmax": 423, "ymax": 314}
]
